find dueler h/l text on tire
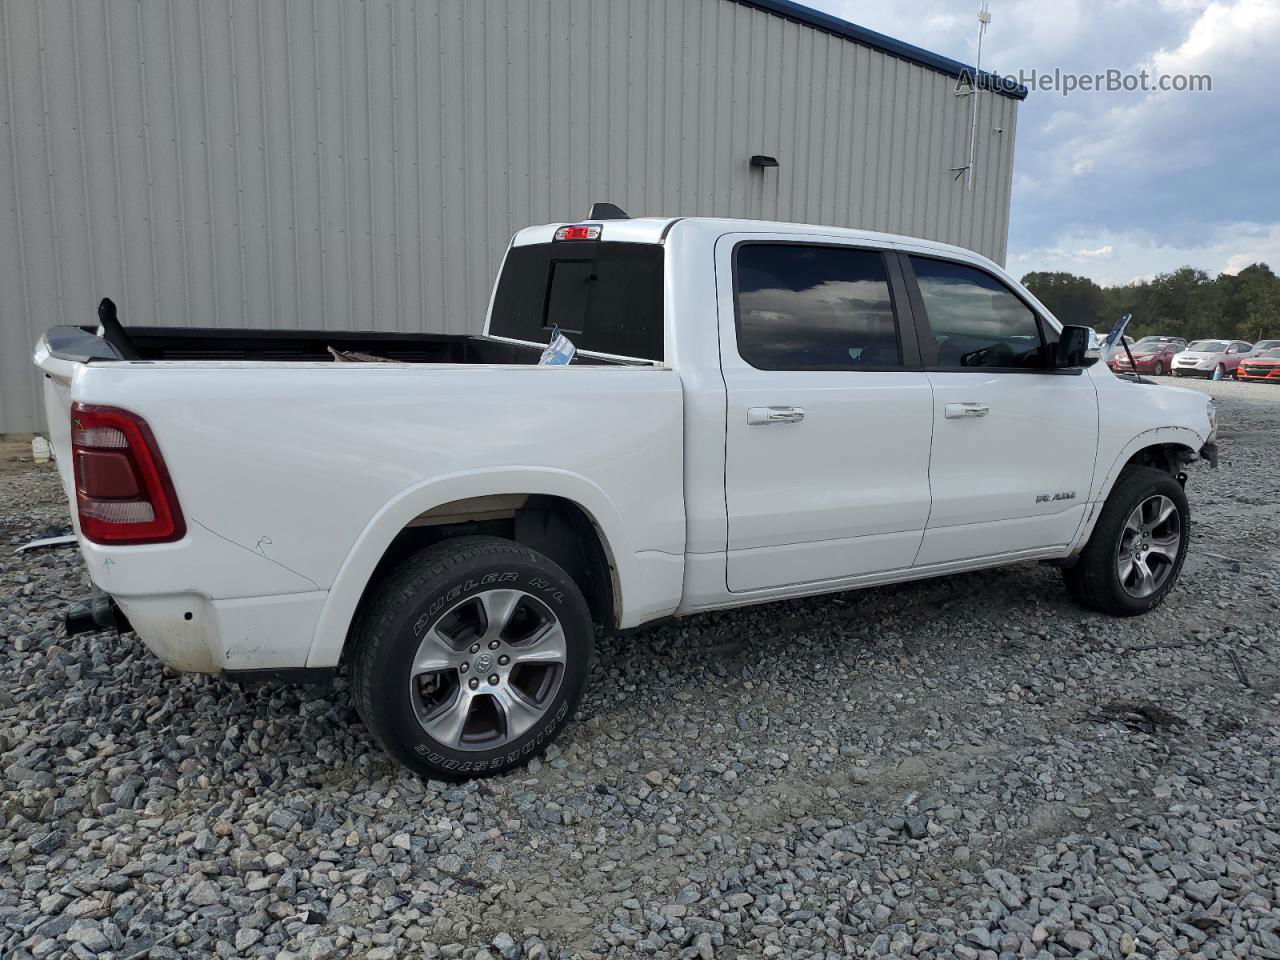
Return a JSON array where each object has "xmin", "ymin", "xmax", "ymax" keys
[{"xmin": 350, "ymin": 536, "xmax": 594, "ymax": 778}]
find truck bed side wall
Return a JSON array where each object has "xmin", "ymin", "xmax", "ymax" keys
[{"xmin": 60, "ymin": 362, "xmax": 686, "ymax": 668}]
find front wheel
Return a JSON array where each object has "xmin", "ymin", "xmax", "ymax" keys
[
  {"xmin": 1061, "ymin": 466, "xmax": 1189, "ymax": 616},
  {"xmin": 1154, "ymin": 360, "xmax": 1164, "ymax": 376},
  {"xmin": 350, "ymin": 536, "xmax": 594, "ymax": 778}
]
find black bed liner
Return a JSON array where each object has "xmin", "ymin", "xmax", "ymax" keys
[{"xmin": 43, "ymin": 324, "xmax": 631, "ymax": 366}]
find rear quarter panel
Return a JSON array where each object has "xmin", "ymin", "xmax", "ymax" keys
[{"xmin": 63, "ymin": 361, "xmax": 686, "ymax": 651}]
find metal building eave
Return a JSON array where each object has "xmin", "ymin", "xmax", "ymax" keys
[{"xmin": 732, "ymin": 0, "xmax": 1029, "ymax": 100}]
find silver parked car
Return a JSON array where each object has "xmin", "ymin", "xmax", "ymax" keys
[
  {"xmin": 1171, "ymin": 339, "xmax": 1253, "ymax": 379},
  {"xmin": 1248, "ymin": 338, "xmax": 1280, "ymax": 356}
]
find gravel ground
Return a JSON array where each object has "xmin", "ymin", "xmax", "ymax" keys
[{"xmin": 2, "ymin": 379, "xmax": 1278, "ymax": 960}]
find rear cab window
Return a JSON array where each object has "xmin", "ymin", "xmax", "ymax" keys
[{"xmin": 489, "ymin": 241, "xmax": 664, "ymax": 361}]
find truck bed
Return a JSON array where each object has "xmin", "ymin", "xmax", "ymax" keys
[
  {"xmin": 42, "ymin": 324, "xmax": 638, "ymax": 366},
  {"xmin": 34, "ymin": 324, "xmax": 685, "ymax": 671}
]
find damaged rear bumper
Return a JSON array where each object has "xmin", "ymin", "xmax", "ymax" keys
[{"xmin": 63, "ymin": 587, "xmax": 329, "ymax": 674}]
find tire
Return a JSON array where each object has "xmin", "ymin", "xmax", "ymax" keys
[
  {"xmin": 1213, "ymin": 363, "xmax": 1225, "ymax": 381},
  {"xmin": 1154, "ymin": 360, "xmax": 1164, "ymax": 376},
  {"xmin": 1061, "ymin": 466, "xmax": 1189, "ymax": 616},
  {"xmin": 350, "ymin": 536, "xmax": 594, "ymax": 779}
]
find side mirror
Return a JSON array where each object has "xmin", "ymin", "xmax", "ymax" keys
[{"xmin": 1055, "ymin": 325, "xmax": 1098, "ymax": 368}]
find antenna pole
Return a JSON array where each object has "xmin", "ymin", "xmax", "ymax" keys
[{"xmin": 966, "ymin": 2, "xmax": 991, "ymax": 191}]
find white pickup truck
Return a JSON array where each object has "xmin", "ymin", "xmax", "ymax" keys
[{"xmin": 35, "ymin": 212, "xmax": 1218, "ymax": 778}]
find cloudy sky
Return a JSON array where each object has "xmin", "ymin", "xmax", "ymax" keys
[{"xmin": 810, "ymin": 0, "xmax": 1280, "ymax": 286}]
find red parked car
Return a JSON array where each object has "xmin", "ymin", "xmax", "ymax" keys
[
  {"xmin": 1107, "ymin": 336, "xmax": 1186, "ymax": 376},
  {"xmin": 1238, "ymin": 347, "xmax": 1280, "ymax": 382}
]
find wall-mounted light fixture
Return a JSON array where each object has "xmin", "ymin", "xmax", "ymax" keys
[{"xmin": 749, "ymin": 155, "xmax": 779, "ymax": 169}]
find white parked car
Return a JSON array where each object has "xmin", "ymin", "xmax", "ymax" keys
[
  {"xmin": 1171, "ymin": 339, "xmax": 1253, "ymax": 379},
  {"xmin": 35, "ymin": 213, "xmax": 1218, "ymax": 778}
]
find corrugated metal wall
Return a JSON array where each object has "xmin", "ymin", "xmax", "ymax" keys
[{"xmin": 0, "ymin": 0, "xmax": 1019, "ymax": 433}]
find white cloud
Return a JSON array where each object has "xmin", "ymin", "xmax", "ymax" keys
[
  {"xmin": 1147, "ymin": 0, "xmax": 1280, "ymax": 74},
  {"xmin": 809, "ymin": 1, "xmax": 1280, "ymax": 281},
  {"xmin": 1051, "ymin": 0, "xmax": 1280, "ymax": 185},
  {"xmin": 1077, "ymin": 244, "xmax": 1114, "ymax": 259},
  {"xmin": 1009, "ymin": 222, "xmax": 1280, "ymax": 285}
]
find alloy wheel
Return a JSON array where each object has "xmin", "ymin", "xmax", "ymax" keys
[
  {"xmin": 1115, "ymin": 494, "xmax": 1182, "ymax": 598},
  {"xmin": 407, "ymin": 589, "xmax": 567, "ymax": 750}
]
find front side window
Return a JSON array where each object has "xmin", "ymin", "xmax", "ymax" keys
[
  {"xmin": 734, "ymin": 244, "xmax": 901, "ymax": 370},
  {"xmin": 909, "ymin": 257, "xmax": 1047, "ymax": 369}
]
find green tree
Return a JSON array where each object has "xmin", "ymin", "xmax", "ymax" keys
[
  {"xmin": 1020, "ymin": 271, "xmax": 1106, "ymax": 327},
  {"xmin": 1235, "ymin": 263, "xmax": 1280, "ymax": 342},
  {"xmin": 1140, "ymin": 267, "xmax": 1212, "ymax": 340},
  {"xmin": 1017, "ymin": 260, "xmax": 1280, "ymax": 343}
]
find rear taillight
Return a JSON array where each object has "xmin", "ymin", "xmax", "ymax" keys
[{"xmin": 70, "ymin": 403, "xmax": 185, "ymax": 544}]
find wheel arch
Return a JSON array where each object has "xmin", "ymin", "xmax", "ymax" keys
[
  {"xmin": 1119, "ymin": 441, "xmax": 1198, "ymax": 477},
  {"xmin": 303, "ymin": 469, "xmax": 637, "ymax": 668},
  {"xmin": 1070, "ymin": 427, "xmax": 1204, "ymax": 554}
]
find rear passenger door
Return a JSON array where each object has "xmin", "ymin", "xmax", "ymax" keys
[
  {"xmin": 901, "ymin": 254, "xmax": 1098, "ymax": 565},
  {"xmin": 718, "ymin": 236, "xmax": 934, "ymax": 592}
]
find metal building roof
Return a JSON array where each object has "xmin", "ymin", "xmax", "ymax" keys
[{"xmin": 736, "ymin": 0, "xmax": 1029, "ymax": 100}]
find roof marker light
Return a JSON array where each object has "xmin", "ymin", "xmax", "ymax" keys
[{"xmin": 555, "ymin": 224, "xmax": 601, "ymax": 241}]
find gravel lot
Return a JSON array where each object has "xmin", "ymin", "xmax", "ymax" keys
[{"xmin": 2, "ymin": 378, "xmax": 1277, "ymax": 960}]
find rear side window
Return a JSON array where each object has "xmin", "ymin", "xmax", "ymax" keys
[
  {"xmin": 489, "ymin": 242, "xmax": 663, "ymax": 360},
  {"xmin": 909, "ymin": 257, "xmax": 1048, "ymax": 369},
  {"xmin": 733, "ymin": 244, "xmax": 902, "ymax": 370}
]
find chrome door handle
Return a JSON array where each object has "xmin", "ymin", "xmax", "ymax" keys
[
  {"xmin": 747, "ymin": 405, "xmax": 805, "ymax": 425},
  {"xmin": 944, "ymin": 402, "xmax": 990, "ymax": 419}
]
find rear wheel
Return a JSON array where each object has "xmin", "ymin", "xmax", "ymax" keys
[
  {"xmin": 1062, "ymin": 466, "xmax": 1189, "ymax": 616},
  {"xmin": 351, "ymin": 536, "xmax": 594, "ymax": 778}
]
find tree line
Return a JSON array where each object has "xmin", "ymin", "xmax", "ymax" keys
[{"xmin": 1020, "ymin": 264, "xmax": 1280, "ymax": 343}]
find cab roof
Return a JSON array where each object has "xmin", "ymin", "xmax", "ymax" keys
[{"xmin": 512, "ymin": 216, "xmax": 1004, "ymax": 272}]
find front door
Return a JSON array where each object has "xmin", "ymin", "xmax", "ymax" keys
[
  {"xmin": 901, "ymin": 253, "xmax": 1099, "ymax": 566},
  {"xmin": 718, "ymin": 236, "xmax": 935, "ymax": 592}
]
